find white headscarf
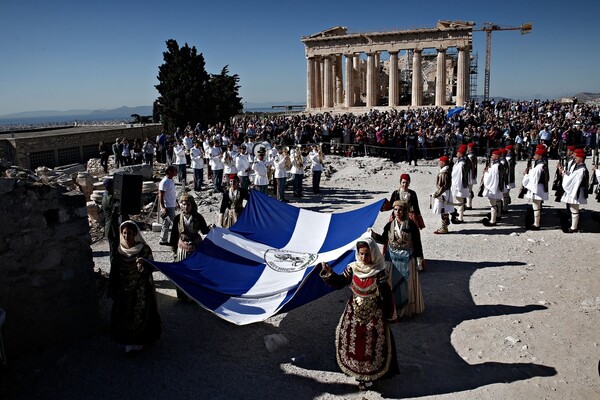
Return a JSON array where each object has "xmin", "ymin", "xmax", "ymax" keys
[
  {"xmin": 118, "ymin": 220, "xmax": 146, "ymax": 257},
  {"xmin": 351, "ymin": 236, "xmax": 386, "ymax": 279}
]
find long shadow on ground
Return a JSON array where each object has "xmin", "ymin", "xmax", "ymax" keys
[{"xmin": 277, "ymin": 258, "xmax": 557, "ymax": 398}]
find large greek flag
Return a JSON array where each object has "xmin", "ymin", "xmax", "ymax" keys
[{"xmin": 150, "ymin": 190, "xmax": 384, "ymax": 325}]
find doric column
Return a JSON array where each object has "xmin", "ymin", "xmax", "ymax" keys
[
  {"xmin": 315, "ymin": 56, "xmax": 322, "ymax": 108},
  {"xmin": 388, "ymin": 51, "xmax": 399, "ymax": 107},
  {"xmin": 366, "ymin": 53, "xmax": 376, "ymax": 108},
  {"xmin": 411, "ymin": 49, "xmax": 423, "ymax": 107},
  {"xmin": 353, "ymin": 56, "xmax": 360, "ymax": 105},
  {"xmin": 306, "ymin": 57, "xmax": 315, "ymax": 110},
  {"xmin": 344, "ymin": 54, "xmax": 354, "ymax": 108},
  {"xmin": 323, "ymin": 56, "xmax": 333, "ymax": 108},
  {"xmin": 456, "ymin": 46, "xmax": 469, "ymax": 106},
  {"xmin": 335, "ymin": 54, "xmax": 343, "ymax": 106},
  {"xmin": 435, "ymin": 48, "xmax": 446, "ymax": 106}
]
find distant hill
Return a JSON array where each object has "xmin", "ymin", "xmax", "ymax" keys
[
  {"xmin": 572, "ymin": 92, "xmax": 600, "ymax": 102},
  {"xmin": 0, "ymin": 106, "xmax": 152, "ymax": 120}
]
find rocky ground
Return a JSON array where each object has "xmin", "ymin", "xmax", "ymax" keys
[{"xmin": 2, "ymin": 155, "xmax": 600, "ymax": 400}]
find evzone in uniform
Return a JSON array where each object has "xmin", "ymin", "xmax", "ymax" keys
[
  {"xmin": 522, "ymin": 148, "xmax": 549, "ymax": 230},
  {"xmin": 466, "ymin": 142, "xmax": 478, "ymax": 210},
  {"xmin": 481, "ymin": 150, "xmax": 505, "ymax": 226},
  {"xmin": 432, "ymin": 156, "xmax": 454, "ymax": 234},
  {"xmin": 557, "ymin": 148, "xmax": 589, "ymax": 233},
  {"xmin": 450, "ymin": 145, "xmax": 470, "ymax": 224},
  {"xmin": 503, "ymin": 145, "xmax": 517, "ymax": 213}
]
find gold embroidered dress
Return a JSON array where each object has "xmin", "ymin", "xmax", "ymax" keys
[{"xmin": 320, "ymin": 238, "xmax": 398, "ymax": 382}]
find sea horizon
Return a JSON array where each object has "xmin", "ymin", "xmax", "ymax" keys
[{"xmin": 0, "ymin": 107, "xmax": 296, "ymax": 131}]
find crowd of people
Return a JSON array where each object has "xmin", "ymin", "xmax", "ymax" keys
[{"xmin": 98, "ymin": 97, "xmax": 600, "ymax": 389}]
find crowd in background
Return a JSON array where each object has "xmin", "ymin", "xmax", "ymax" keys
[{"xmin": 105, "ymin": 99, "xmax": 600, "ymax": 174}]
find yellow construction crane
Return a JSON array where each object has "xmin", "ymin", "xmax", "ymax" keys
[{"xmin": 474, "ymin": 22, "xmax": 533, "ymax": 102}]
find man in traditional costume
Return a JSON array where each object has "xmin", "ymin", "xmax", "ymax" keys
[
  {"xmin": 557, "ymin": 149, "xmax": 589, "ymax": 233},
  {"xmin": 432, "ymin": 156, "xmax": 454, "ymax": 234},
  {"xmin": 466, "ymin": 142, "xmax": 478, "ymax": 210},
  {"xmin": 503, "ymin": 145, "xmax": 517, "ymax": 213},
  {"xmin": 522, "ymin": 148, "xmax": 549, "ymax": 230},
  {"xmin": 450, "ymin": 145, "xmax": 470, "ymax": 224},
  {"xmin": 481, "ymin": 150, "xmax": 505, "ymax": 226}
]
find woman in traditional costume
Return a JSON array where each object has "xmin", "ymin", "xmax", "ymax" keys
[
  {"xmin": 109, "ymin": 221, "xmax": 161, "ymax": 354},
  {"xmin": 218, "ymin": 175, "xmax": 249, "ymax": 228},
  {"xmin": 168, "ymin": 193, "xmax": 210, "ymax": 302},
  {"xmin": 371, "ymin": 200, "xmax": 424, "ymax": 318},
  {"xmin": 319, "ymin": 237, "xmax": 399, "ymax": 391},
  {"xmin": 381, "ymin": 173, "xmax": 426, "ymax": 270}
]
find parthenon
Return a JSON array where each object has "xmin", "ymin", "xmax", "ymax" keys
[{"xmin": 301, "ymin": 20, "xmax": 474, "ymax": 111}]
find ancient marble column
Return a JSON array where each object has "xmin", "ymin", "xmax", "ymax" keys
[
  {"xmin": 388, "ymin": 51, "xmax": 399, "ymax": 107},
  {"xmin": 315, "ymin": 56, "xmax": 322, "ymax": 108},
  {"xmin": 335, "ymin": 54, "xmax": 343, "ymax": 106},
  {"xmin": 353, "ymin": 56, "xmax": 360, "ymax": 105},
  {"xmin": 323, "ymin": 56, "xmax": 333, "ymax": 108},
  {"xmin": 456, "ymin": 47, "xmax": 468, "ymax": 106},
  {"xmin": 435, "ymin": 48, "xmax": 446, "ymax": 106},
  {"xmin": 411, "ymin": 49, "xmax": 423, "ymax": 107},
  {"xmin": 306, "ymin": 57, "xmax": 315, "ymax": 109},
  {"xmin": 345, "ymin": 54, "xmax": 354, "ymax": 108},
  {"xmin": 366, "ymin": 53, "xmax": 376, "ymax": 108}
]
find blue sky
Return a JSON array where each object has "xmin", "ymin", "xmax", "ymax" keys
[{"xmin": 1, "ymin": 0, "xmax": 598, "ymax": 115}]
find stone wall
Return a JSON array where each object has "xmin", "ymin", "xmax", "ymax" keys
[
  {"xmin": 0, "ymin": 124, "xmax": 162, "ymax": 170},
  {"xmin": 0, "ymin": 177, "xmax": 98, "ymax": 357}
]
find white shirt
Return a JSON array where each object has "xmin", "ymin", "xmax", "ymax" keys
[
  {"xmin": 209, "ymin": 146, "xmax": 224, "ymax": 170},
  {"xmin": 222, "ymin": 151, "xmax": 238, "ymax": 174},
  {"xmin": 173, "ymin": 144, "xmax": 187, "ymax": 165},
  {"xmin": 273, "ymin": 153, "xmax": 289, "ymax": 178},
  {"xmin": 252, "ymin": 158, "xmax": 270, "ymax": 185},
  {"xmin": 309, "ymin": 150, "xmax": 323, "ymax": 171},
  {"xmin": 159, "ymin": 177, "xmax": 177, "ymax": 208},
  {"xmin": 190, "ymin": 146, "xmax": 204, "ymax": 169},
  {"xmin": 235, "ymin": 153, "xmax": 252, "ymax": 177}
]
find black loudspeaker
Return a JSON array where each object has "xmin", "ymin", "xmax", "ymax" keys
[{"xmin": 113, "ymin": 173, "xmax": 143, "ymax": 215}]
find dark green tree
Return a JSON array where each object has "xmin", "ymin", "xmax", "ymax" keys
[
  {"xmin": 155, "ymin": 40, "xmax": 244, "ymax": 132},
  {"xmin": 155, "ymin": 39, "xmax": 210, "ymax": 133},
  {"xmin": 206, "ymin": 66, "xmax": 244, "ymax": 124}
]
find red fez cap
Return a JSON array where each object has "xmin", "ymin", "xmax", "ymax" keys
[
  {"xmin": 574, "ymin": 150, "xmax": 586, "ymax": 158},
  {"xmin": 457, "ymin": 146, "xmax": 467, "ymax": 153},
  {"xmin": 492, "ymin": 150, "xmax": 501, "ymax": 155},
  {"xmin": 505, "ymin": 145, "xmax": 513, "ymax": 150},
  {"xmin": 400, "ymin": 173, "xmax": 410, "ymax": 182},
  {"xmin": 568, "ymin": 145, "xmax": 576, "ymax": 151},
  {"xmin": 535, "ymin": 149, "xmax": 545, "ymax": 155},
  {"xmin": 440, "ymin": 156, "xmax": 449, "ymax": 162},
  {"xmin": 467, "ymin": 142, "xmax": 475, "ymax": 147}
]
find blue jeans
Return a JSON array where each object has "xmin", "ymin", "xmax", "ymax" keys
[
  {"xmin": 160, "ymin": 207, "xmax": 176, "ymax": 243},
  {"xmin": 293, "ymin": 173, "xmax": 303, "ymax": 196},
  {"xmin": 276, "ymin": 177, "xmax": 287, "ymax": 200},
  {"xmin": 256, "ymin": 185, "xmax": 268, "ymax": 194},
  {"xmin": 213, "ymin": 169, "xmax": 224, "ymax": 192},
  {"xmin": 240, "ymin": 175, "xmax": 250, "ymax": 190},
  {"xmin": 193, "ymin": 168, "xmax": 203, "ymax": 191},
  {"xmin": 177, "ymin": 164, "xmax": 187, "ymax": 185},
  {"xmin": 312, "ymin": 170, "xmax": 322, "ymax": 194}
]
